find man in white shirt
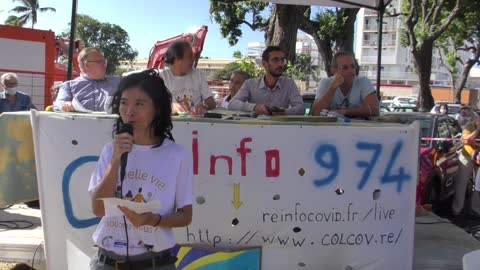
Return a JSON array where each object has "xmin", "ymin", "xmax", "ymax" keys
[
  {"xmin": 312, "ymin": 51, "xmax": 379, "ymax": 118},
  {"xmin": 160, "ymin": 40, "xmax": 216, "ymax": 115}
]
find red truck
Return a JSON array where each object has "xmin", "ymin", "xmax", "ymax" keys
[{"xmin": 0, "ymin": 25, "xmax": 80, "ymax": 109}]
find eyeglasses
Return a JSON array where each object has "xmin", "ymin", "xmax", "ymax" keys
[
  {"xmin": 269, "ymin": 57, "xmax": 287, "ymax": 65},
  {"xmin": 335, "ymin": 64, "xmax": 357, "ymax": 70},
  {"xmin": 86, "ymin": 59, "xmax": 107, "ymax": 64}
]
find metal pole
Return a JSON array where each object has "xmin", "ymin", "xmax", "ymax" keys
[
  {"xmin": 376, "ymin": 0, "xmax": 385, "ymax": 100},
  {"xmin": 67, "ymin": 0, "xmax": 78, "ymax": 80}
]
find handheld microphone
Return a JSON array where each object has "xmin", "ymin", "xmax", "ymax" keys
[{"xmin": 117, "ymin": 123, "xmax": 133, "ymax": 182}]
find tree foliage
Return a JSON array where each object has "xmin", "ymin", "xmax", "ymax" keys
[
  {"xmin": 210, "ymin": 1, "xmax": 269, "ymax": 46},
  {"xmin": 212, "ymin": 52, "xmax": 317, "ymax": 84},
  {"xmin": 211, "ymin": 51, "xmax": 263, "ymax": 80},
  {"xmin": 210, "ymin": 0, "xmax": 306, "ymax": 62},
  {"xmin": 299, "ymin": 7, "xmax": 358, "ymax": 76},
  {"xmin": 5, "ymin": 15, "xmax": 23, "ymax": 26},
  {"xmin": 209, "ymin": 0, "xmax": 357, "ymax": 77},
  {"xmin": 5, "ymin": 0, "xmax": 55, "ymax": 28},
  {"xmin": 211, "ymin": 62, "xmax": 242, "ymax": 81},
  {"xmin": 284, "ymin": 53, "xmax": 318, "ymax": 82},
  {"xmin": 402, "ymin": 0, "xmax": 463, "ymax": 110},
  {"xmin": 436, "ymin": 0, "xmax": 480, "ymax": 103},
  {"xmin": 62, "ymin": 14, "xmax": 138, "ymax": 75}
]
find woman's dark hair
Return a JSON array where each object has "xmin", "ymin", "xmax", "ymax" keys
[
  {"xmin": 165, "ymin": 40, "xmax": 192, "ymax": 65},
  {"xmin": 110, "ymin": 69, "xmax": 174, "ymax": 147}
]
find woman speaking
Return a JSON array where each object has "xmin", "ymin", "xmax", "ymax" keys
[{"xmin": 88, "ymin": 69, "xmax": 193, "ymax": 270}]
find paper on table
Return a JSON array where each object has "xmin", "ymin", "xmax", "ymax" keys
[{"xmin": 100, "ymin": 198, "xmax": 162, "ymax": 217}]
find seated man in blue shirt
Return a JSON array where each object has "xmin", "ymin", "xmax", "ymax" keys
[
  {"xmin": 228, "ymin": 46, "xmax": 304, "ymax": 116},
  {"xmin": 54, "ymin": 47, "xmax": 121, "ymax": 112},
  {"xmin": 312, "ymin": 51, "xmax": 379, "ymax": 118}
]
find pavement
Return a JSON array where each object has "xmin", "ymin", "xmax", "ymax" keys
[
  {"xmin": 414, "ymin": 211, "xmax": 480, "ymax": 269},
  {"xmin": 1, "ymin": 203, "xmax": 480, "ymax": 270},
  {"xmin": 0, "ymin": 205, "xmax": 45, "ymax": 270}
]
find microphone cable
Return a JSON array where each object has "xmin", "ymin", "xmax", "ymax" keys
[
  {"xmin": 118, "ymin": 123, "xmax": 133, "ymax": 270},
  {"xmin": 120, "ymin": 163, "xmax": 130, "ymax": 269}
]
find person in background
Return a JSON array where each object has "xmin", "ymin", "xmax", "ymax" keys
[
  {"xmin": 89, "ymin": 69, "xmax": 192, "ymax": 270},
  {"xmin": 452, "ymin": 119, "xmax": 480, "ymax": 216},
  {"xmin": 228, "ymin": 46, "xmax": 304, "ymax": 115},
  {"xmin": 221, "ymin": 70, "xmax": 250, "ymax": 108},
  {"xmin": 312, "ymin": 51, "xmax": 379, "ymax": 118},
  {"xmin": 45, "ymin": 82, "xmax": 62, "ymax": 112},
  {"xmin": 456, "ymin": 106, "xmax": 477, "ymax": 129},
  {"xmin": 54, "ymin": 47, "xmax": 121, "ymax": 112},
  {"xmin": 160, "ymin": 40, "xmax": 216, "ymax": 115},
  {"xmin": 0, "ymin": 72, "xmax": 36, "ymax": 114},
  {"xmin": 438, "ymin": 104, "xmax": 448, "ymax": 115}
]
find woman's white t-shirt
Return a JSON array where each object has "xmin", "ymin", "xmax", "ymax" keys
[{"xmin": 88, "ymin": 139, "xmax": 193, "ymax": 256}]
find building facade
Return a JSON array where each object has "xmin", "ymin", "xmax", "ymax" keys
[{"xmin": 354, "ymin": 0, "xmax": 462, "ymax": 87}]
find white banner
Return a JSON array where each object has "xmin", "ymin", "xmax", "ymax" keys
[{"xmin": 31, "ymin": 111, "xmax": 419, "ymax": 270}]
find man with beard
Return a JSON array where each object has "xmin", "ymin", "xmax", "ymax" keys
[
  {"xmin": 312, "ymin": 51, "xmax": 379, "ymax": 118},
  {"xmin": 228, "ymin": 46, "xmax": 304, "ymax": 115}
]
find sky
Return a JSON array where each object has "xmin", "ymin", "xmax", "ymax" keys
[
  {"xmin": 1, "ymin": 0, "xmax": 479, "ymax": 77},
  {"xmin": 0, "ymin": 0, "xmax": 267, "ymax": 60}
]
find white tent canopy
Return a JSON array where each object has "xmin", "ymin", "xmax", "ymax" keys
[{"xmin": 257, "ymin": 0, "xmax": 392, "ymax": 10}]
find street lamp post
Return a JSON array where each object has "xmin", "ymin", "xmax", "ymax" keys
[{"xmin": 67, "ymin": 0, "xmax": 78, "ymax": 80}]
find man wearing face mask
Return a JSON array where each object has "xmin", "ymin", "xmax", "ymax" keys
[
  {"xmin": 228, "ymin": 46, "xmax": 304, "ymax": 115},
  {"xmin": 312, "ymin": 51, "xmax": 379, "ymax": 118},
  {"xmin": 0, "ymin": 73, "xmax": 36, "ymax": 114}
]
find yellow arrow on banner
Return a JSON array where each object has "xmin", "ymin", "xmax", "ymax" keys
[{"xmin": 232, "ymin": 183, "xmax": 243, "ymax": 210}]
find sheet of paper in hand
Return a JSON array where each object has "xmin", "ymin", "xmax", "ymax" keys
[
  {"xmin": 72, "ymin": 97, "xmax": 93, "ymax": 113},
  {"xmin": 100, "ymin": 198, "xmax": 162, "ymax": 217}
]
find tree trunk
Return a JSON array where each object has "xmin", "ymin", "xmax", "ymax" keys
[
  {"xmin": 298, "ymin": 21, "xmax": 333, "ymax": 76},
  {"xmin": 266, "ymin": 4, "xmax": 308, "ymax": 63},
  {"xmin": 319, "ymin": 40, "xmax": 334, "ymax": 76},
  {"xmin": 450, "ymin": 76, "xmax": 457, "ymax": 102},
  {"xmin": 454, "ymin": 46, "xmax": 480, "ymax": 103},
  {"xmin": 335, "ymin": 9, "xmax": 359, "ymax": 52},
  {"xmin": 413, "ymin": 41, "xmax": 435, "ymax": 111},
  {"xmin": 298, "ymin": 8, "xmax": 357, "ymax": 77}
]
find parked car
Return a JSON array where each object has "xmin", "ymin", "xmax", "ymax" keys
[
  {"xmin": 373, "ymin": 112, "xmax": 462, "ymax": 206},
  {"xmin": 391, "ymin": 106, "xmax": 419, "ymax": 113},
  {"xmin": 392, "ymin": 96, "xmax": 417, "ymax": 107},
  {"xmin": 381, "ymin": 100, "xmax": 395, "ymax": 109},
  {"xmin": 380, "ymin": 105, "xmax": 391, "ymax": 113}
]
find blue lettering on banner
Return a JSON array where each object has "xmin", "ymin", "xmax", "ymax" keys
[
  {"xmin": 62, "ymin": 156, "xmax": 100, "ymax": 229},
  {"xmin": 381, "ymin": 141, "xmax": 411, "ymax": 192},
  {"xmin": 313, "ymin": 144, "xmax": 339, "ymax": 187},
  {"xmin": 356, "ymin": 142, "xmax": 382, "ymax": 190},
  {"xmin": 313, "ymin": 141, "xmax": 411, "ymax": 192}
]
